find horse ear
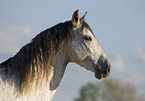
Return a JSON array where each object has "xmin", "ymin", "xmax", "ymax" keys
[
  {"xmin": 72, "ymin": 10, "xmax": 80, "ymax": 28},
  {"xmin": 80, "ymin": 11, "xmax": 87, "ymax": 23}
]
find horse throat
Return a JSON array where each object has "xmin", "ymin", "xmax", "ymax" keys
[{"xmin": 49, "ymin": 49, "xmax": 68, "ymax": 91}]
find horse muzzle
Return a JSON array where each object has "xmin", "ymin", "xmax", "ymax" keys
[{"xmin": 94, "ymin": 56, "xmax": 111, "ymax": 79}]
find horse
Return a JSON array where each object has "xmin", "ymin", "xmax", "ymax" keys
[{"xmin": 0, "ymin": 10, "xmax": 111, "ymax": 101}]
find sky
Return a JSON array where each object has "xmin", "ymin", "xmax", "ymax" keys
[{"xmin": 0, "ymin": 0, "xmax": 145, "ymax": 101}]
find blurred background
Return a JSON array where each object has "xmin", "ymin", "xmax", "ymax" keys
[{"xmin": 0, "ymin": 0, "xmax": 145, "ymax": 101}]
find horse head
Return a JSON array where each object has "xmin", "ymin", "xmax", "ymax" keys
[{"xmin": 67, "ymin": 10, "xmax": 111, "ymax": 79}]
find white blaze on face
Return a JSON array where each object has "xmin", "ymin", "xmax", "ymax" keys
[{"xmin": 69, "ymin": 27, "xmax": 106, "ymax": 72}]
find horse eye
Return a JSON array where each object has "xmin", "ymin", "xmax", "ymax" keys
[{"xmin": 84, "ymin": 36, "xmax": 92, "ymax": 41}]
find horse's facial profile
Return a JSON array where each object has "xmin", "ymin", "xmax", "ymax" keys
[{"xmin": 67, "ymin": 10, "xmax": 111, "ymax": 79}]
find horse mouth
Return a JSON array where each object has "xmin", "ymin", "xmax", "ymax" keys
[{"xmin": 95, "ymin": 72, "xmax": 110, "ymax": 79}]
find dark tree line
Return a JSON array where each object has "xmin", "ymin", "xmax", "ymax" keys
[{"xmin": 74, "ymin": 79, "xmax": 145, "ymax": 101}]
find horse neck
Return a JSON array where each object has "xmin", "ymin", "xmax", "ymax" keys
[{"xmin": 49, "ymin": 48, "xmax": 69, "ymax": 91}]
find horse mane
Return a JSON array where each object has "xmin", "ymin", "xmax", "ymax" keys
[{"xmin": 8, "ymin": 21, "xmax": 73, "ymax": 94}]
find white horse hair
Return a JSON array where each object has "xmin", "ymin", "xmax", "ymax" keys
[{"xmin": 0, "ymin": 10, "xmax": 111, "ymax": 101}]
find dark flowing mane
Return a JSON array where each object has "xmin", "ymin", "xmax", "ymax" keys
[{"xmin": 3, "ymin": 21, "xmax": 73, "ymax": 94}]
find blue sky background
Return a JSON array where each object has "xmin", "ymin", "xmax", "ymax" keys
[{"xmin": 0, "ymin": 0, "xmax": 145, "ymax": 101}]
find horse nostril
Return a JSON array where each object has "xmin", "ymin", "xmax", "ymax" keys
[{"xmin": 107, "ymin": 67, "xmax": 110, "ymax": 73}]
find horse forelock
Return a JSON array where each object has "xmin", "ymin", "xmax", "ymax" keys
[{"xmin": 9, "ymin": 21, "xmax": 73, "ymax": 94}]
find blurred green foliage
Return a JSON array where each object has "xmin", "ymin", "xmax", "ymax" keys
[{"xmin": 74, "ymin": 79, "xmax": 145, "ymax": 101}]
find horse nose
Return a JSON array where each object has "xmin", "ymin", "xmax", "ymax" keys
[
  {"xmin": 106, "ymin": 62, "xmax": 111, "ymax": 75},
  {"xmin": 101, "ymin": 60, "xmax": 111, "ymax": 74},
  {"xmin": 107, "ymin": 63, "xmax": 111, "ymax": 73},
  {"xmin": 97, "ymin": 57, "xmax": 111, "ymax": 76}
]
